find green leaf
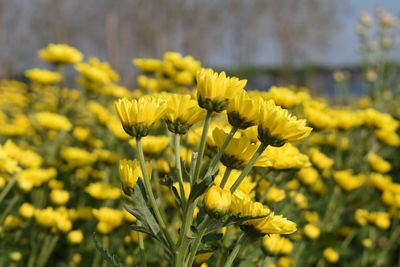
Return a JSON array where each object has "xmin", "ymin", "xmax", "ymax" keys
[
  {"xmin": 188, "ymin": 175, "xmax": 214, "ymax": 202},
  {"xmin": 130, "ymin": 225, "xmax": 163, "ymax": 242},
  {"xmin": 202, "ymin": 233, "xmax": 223, "ymax": 243},
  {"xmin": 130, "ymin": 178, "xmax": 161, "ymax": 237},
  {"xmin": 170, "ymin": 185, "xmax": 183, "ymax": 209},
  {"xmin": 92, "ymin": 233, "xmax": 123, "ymax": 267}
]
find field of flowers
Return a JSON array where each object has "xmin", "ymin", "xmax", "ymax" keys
[{"xmin": 1, "ymin": 10, "xmax": 400, "ymax": 267}]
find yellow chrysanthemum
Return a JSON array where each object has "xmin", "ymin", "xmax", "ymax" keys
[
  {"xmin": 38, "ymin": 43, "xmax": 83, "ymax": 64},
  {"xmin": 264, "ymin": 143, "xmax": 311, "ymax": 170},
  {"xmin": 35, "ymin": 112, "xmax": 72, "ymax": 131},
  {"xmin": 333, "ymin": 170, "xmax": 366, "ymax": 191},
  {"xmin": 85, "ymin": 182, "xmax": 121, "ymax": 200},
  {"xmin": 262, "ymin": 234, "xmax": 293, "ymax": 255},
  {"xmin": 264, "ymin": 86, "xmax": 310, "ymax": 108},
  {"xmin": 230, "ymin": 190, "xmax": 296, "ymax": 236},
  {"xmin": 129, "ymin": 135, "xmax": 170, "ymax": 155},
  {"xmin": 367, "ymin": 152, "xmax": 392, "ymax": 173},
  {"xmin": 203, "ymin": 185, "xmax": 232, "ymax": 218},
  {"xmin": 214, "ymin": 167, "xmax": 256, "ymax": 197},
  {"xmin": 25, "ymin": 69, "xmax": 62, "ymax": 84},
  {"xmin": 115, "ymin": 96, "xmax": 167, "ymax": 138},
  {"xmin": 227, "ymin": 90, "xmax": 261, "ymax": 129},
  {"xmin": 196, "ymin": 68, "xmax": 246, "ymax": 112},
  {"xmin": 119, "ymin": 159, "xmax": 152, "ymax": 193},
  {"xmin": 257, "ymin": 99, "xmax": 312, "ymax": 146},
  {"xmin": 213, "ymin": 128, "xmax": 272, "ymax": 169},
  {"xmin": 133, "ymin": 58, "xmax": 162, "ymax": 72},
  {"xmin": 163, "ymin": 94, "xmax": 206, "ymax": 134},
  {"xmin": 75, "ymin": 57, "xmax": 119, "ymax": 85}
]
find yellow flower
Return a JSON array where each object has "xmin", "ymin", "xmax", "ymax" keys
[
  {"xmin": 368, "ymin": 211, "xmax": 390, "ymax": 229},
  {"xmin": 323, "ymin": 247, "xmax": 339, "ymax": 263},
  {"xmin": 38, "ymin": 43, "xmax": 83, "ymax": 64},
  {"xmin": 257, "ymin": 99, "xmax": 312, "ymax": 146},
  {"xmin": 212, "ymin": 128, "xmax": 272, "ymax": 169},
  {"xmin": 264, "ymin": 143, "xmax": 311, "ymax": 170},
  {"xmin": 19, "ymin": 203, "xmax": 35, "ymax": 218},
  {"xmin": 34, "ymin": 207, "xmax": 72, "ymax": 232},
  {"xmin": 307, "ymin": 148, "xmax": 334, "ymax": 170},
  {"xmin": 264, "ymin": 86, "xmax": 310, "ymax": 108},
  {"xmin": 297, "ymin": 167, "xmax": 319, "ymax": 185},
  {"xmin": 355, "ymin": 209, "xmax": 369, "ymax": 226},
  {"xmin": 303, "ymin": 223, "xmax": 320, "ymax": 239},
  {"xmin": 119, "ymin": 159, "xmax": 152, "ymax": 193},
  {"xmin": 367, "ymin": 153, "xmax": 391, "ymax": 173},
  {"xmin": 60, "ymin": 147, "xmax": 95, "ymax": 167},
  {"xmin": 50, "ymin": 189, "xmax": 70, "ymax": 205},
  {"xmin": 3, "ymin": 140, "xmax": 43, "ymax": 168},
  {"xmin": 129, "ymin": 135, "xmax": 170, "ymax": 155},
  {"xmin": 215, "ymin": 167, "xmax": 256, "ymax": 197},
  {"xmin": 164, "ymin": 94, "xmax": 206, "ymax": 134},
  {"xmin": 203, "ymin": 186, "xmax": 232, "ymax": 218},
  {"xmin": 25, "ymin": 69, "xmax": 62, "ymax": 84},
  {"xmin": 85, "ymin": 182, "xmax": 121, "ymax": 200},
  {"xmin": 262, "ymin": 234, "xmax": 293, "ymax": 255},
  {"xmin": 75, "ymin": 57, "xmax": 119, "ymax": 85},
  {"xmin": 115, "ymin": 96, "xmax": 167, "ymax": 137},
  {"xmin": 196, "ymin": 68, "xmax": 246, "ymax": 112},
  {"xmin": 227, "ymin": 90, "xmax": 260, "ymax": 129},
  {"xmin": 133, "ymin": 58, "xmax": 162, "ymax": 72},
  {"xmin": 333, "ymin": 170, "xmax": 366, "ymax": 191},
  {"xmin": 17, "ymin": 168, "xmax": 57, "ymax": 192},
  {"xmin": 265, "ymin": 186, "xmax": 286, "ymax": 203},
  {"xmin": 230, "ymin": 190, "xmax": 296, "ymax": 236},
  {"xmin": 9, "ymin": 251, "xmax": 22, "ymax": 262},
  {"xmin": 35, "ymin": 112, "xmax": 72, "ymax": 131},
  {"xmin": 0, "ymin": 146, "xmax": 21, "ymax": 174},
  {"xmin": 67, "ymin": 230, "xmax": 84, "ymax": 244},
  {"xmin": 93, "ymin": 208, "xmax": 124, "ymax": 234},
  {"xmin": 374, "ymin": 128, "xmax": 400, "ymax": 146},
  {"xmin": 4, "ymin": 215, "xmax": 22, "ymax": 229}
]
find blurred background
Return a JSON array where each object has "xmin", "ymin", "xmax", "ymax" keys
[{"xmin": 1, "ymin": 0, "xmax": 400, "ymax": 94}]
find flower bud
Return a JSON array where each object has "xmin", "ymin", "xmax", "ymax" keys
[
  {"xmin": 67, "ymin": 230, "xmax": 84, "ymax": 244},
  {"xmin": 203, "ymin": 186, "xmax": 231, "ymax": 218}
]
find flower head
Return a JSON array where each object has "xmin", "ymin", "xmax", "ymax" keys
[
  {"xmin": 257, "ymin": 99, "xmax": 312, "ymax": 146},
  {"xmin": 230, "ymin": 190, "xmax": 296, "ymax": 236},
  {"xmin": 163, "ymin": 94, "xmax": 206, "ymax": 134},
  {"xmin": 196, "ymin": 68, "xmax": 246, "ymax": 112},
  {"xmin": 38, "ymin": 43, "xmax": 83, "ymax": 64},
  {"xmin": 212, "ymin": 128, "xmax": 272, "ymax": 169},
  {"xmin": 115, "ymin": 96, "xmax": 167, "ymax": 138},
  {"xmin": 227, "ymin": 90, "xmax": 261, "ymax": 129},
  {"xmin": 25, "ymin": 69, "xmax": 62, "ymax": 84},
  {"xmin": 203, "ymin": 185, "xmax": 232, "ymax": 218},
  {"xmin": 119, "ymin": 159, "xmax": 152, "ymax": 194}
]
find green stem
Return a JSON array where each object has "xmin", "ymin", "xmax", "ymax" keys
[
  {"xmin": 205, "ymin": 127, "xmax": 237, "ymax": 178},
  {"xmin": 0, "ymin": 174, "xmax": 17, "ymax": 204},
  {"xmin": 175, "ymin": 201, "xmax": 196, "ymax": 267},
  {"xmin": 185, "ymin": 216, "xmax": 211, "ymax": 267},
  {"xmin": 37, "ymin": 234, "xmax": 59, "ymax": 267},
  {"xmin": 137, "ymin": 221, "xmax": 147, "ymax": 267},
  {"xmin": 136, "ymin": 137, "xmax": 175, "ymax": 249},
  {"xmin": 220, "ymin": 167, "xmax": 232, "ymax": 189},
  {"xmin": 174, "ymin": 134, "xmax": 186, "ymax": 207},
  {"xmin": 223, "ymin": 233, "xmax": 246, "ymax": 267},
  {"xmin": 230, "ymin": 143, "xmax": 268, "ymax": 193},
  {"xmin": 193, "ymin": 111, "xmax": 212, "ymax": 181}
]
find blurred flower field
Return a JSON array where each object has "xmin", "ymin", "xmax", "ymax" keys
[{"xmin": 1, "ymin": 10, "xmax": 400, "ymax": 267}]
